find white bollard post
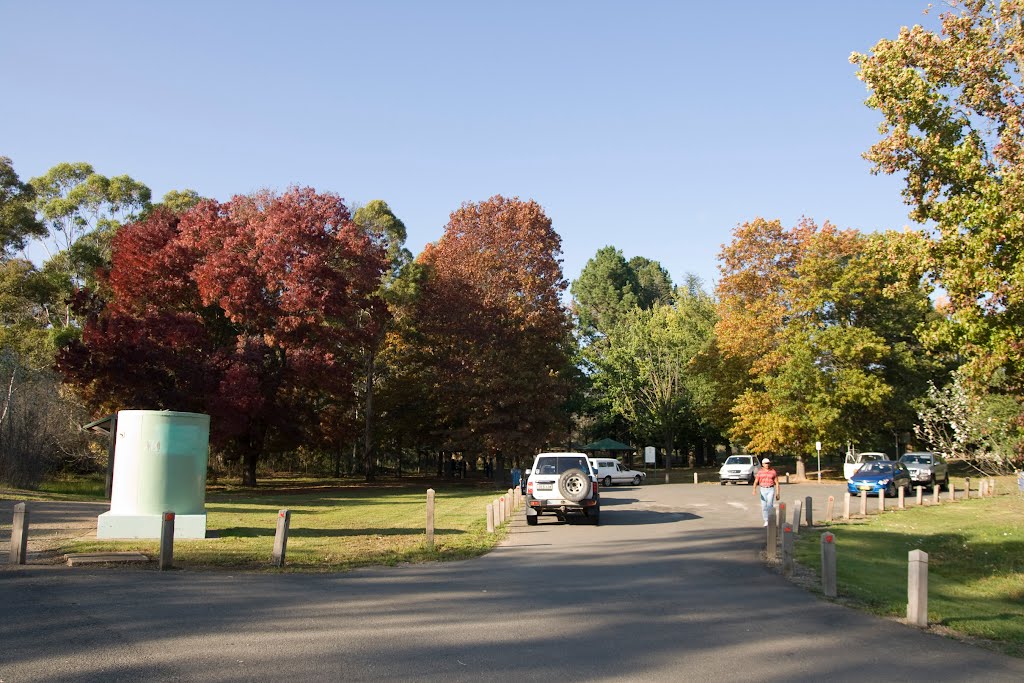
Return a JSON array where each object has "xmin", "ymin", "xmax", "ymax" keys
[
  {"xmin": 426, "ymin": 488, "xmax": 435, "ymax": 549},
  {"xmin": 693, "ymin": 472, "xmax": 698, "ymax": 484},
  {"xmin": 878, "ymin": 491, "xmax": 886, "ymax": 513},
  {"xmin": 859, "ymin": 492, "xmax": 867, "ymax": 517},
  {"xmin": 843, "ymin": 492, "xmax": 851, "ymax": 520},
  {"xmin": 907, "ymin": 549, "xmax": 929, "ymax": 627},
  {"xmin": 486, "ymin": 503, "xmax": 494, "ymax": 533},
  {"xmin": 272, "ymin": 509, "xmax": 291, "ymax": 567},
  {"xmin": 821, "ymin": 532, "xmax": 837, "ymax": 598},
  {"xmin": 776, "ymin": 502, "xmax": 786, "ymax": 532},
  {"xmin": 9, "ymin": 502, "xmax": 29, "ymax": 565},
  {"xmin": 792, "ymin": 499, "xmax": 803, "ymax": 534},
  {"xmin": 826, "ymin": 495, "xmax": 835, "ymax": 522},
  {"xmin": 916, "ymin": 486, "xmax": 923, "ymax": 506},
  {"xmin": 932, "ymin": 484, "xmax": 941, "ymax": 505},
  {"xmin": 766, "ymin": 513, "xmax": 777, "ymax": 560},
  {"xmin": 898, "ymin": 486, "xmax": 905, "ymax": 510}
]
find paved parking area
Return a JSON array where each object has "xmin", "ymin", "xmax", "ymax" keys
[{"xmin": 2, "ymin": 483, "xmax": 1022, "ymax": 682}]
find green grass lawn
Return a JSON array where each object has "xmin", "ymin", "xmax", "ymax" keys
[
  {"xmin": 794, "ymin": 494, "xmax": 1024, "ymax": 656},
  {"xmin": 4, "ymin": 476, "xmax": 514, "ymax": 572}
]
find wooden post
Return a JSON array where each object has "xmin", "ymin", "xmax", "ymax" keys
[
  {"xmin": 932, "ymin": 484, "xmax": 940, "ymax": 505},
  {"xmin": 964, "ymin": 477, "xmax": 971, "ymax": 499},
  {"xmin": 9, "ymin": 502, "xmax": 29, "ymax": 565},
  {"xmin": 907, "ymin": 549, "xmax": 929, "ymax": 627},
  {"xmin": 859, "ymin": 492, "xmax": 867, "ymax": 517},
  {"xmin": 499, "ymin": 496, "xmax": 506, "ymax": 522},
  {"xmin": 785, "ymin": 473, "xmax": 790, "ymax": 484},
  {"xmin": 426, "ymin": 488, "xmax": 435, "ymax": 549},
  {"xmin": 878, "ymin": 490, "xmax": 886, "ymax": 513},
  {"xmin": 776, "ymin": 502, "xmax": 786, "ymax": 531},
  {"xmin": 898, "ymin": 486, "xmax": 905, "ymax": 510},
  {"xmin": 804, "ymin": 495, "xmax": 813, "ymax": 527},
  {"xmin": 781, "ymin": 524, "xmax": 794, "ymax": 576},
  {"xmin": 948, "ymin": 483, "xmax": 956, "ymax": 503},
  {"xmin": 272, "ymin": 509, "xmax": 291, "ymax": 567},
  {"xmin": 792, "ymin": 499, "xmax": 802, "ymax": 534},
  {"xmin": 990, "ymin": 478, "xmax": 996, "ymax": 496},
  {"xmin": 825, "ymin": 495, "xmax": 835, "ymax": 522},
  {"xmin": 766, "ymin": 512, "xmax": 777, "ymax": 560},
  {"xmin": 843, "ymin": 492, "xmax": 851, "ymax": 520},
  {"xmin": 159, "ymin": 511, "xmax": 175, "ymax": 571},
  {"xmin": 486, "ymin": 503, "xmax": 494, "ymax": 533},
  {"xmin": 821, "ymin": 532, "xmax": 837, "ymax": 598},
  {"xmin": 916, "ymin": 486, "xmax": 923, "ymax": 506}
]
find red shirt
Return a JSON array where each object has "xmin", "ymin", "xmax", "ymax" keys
[{"xmin": 754, "ymin": 467, "xmax": 778, "ymax": 488}]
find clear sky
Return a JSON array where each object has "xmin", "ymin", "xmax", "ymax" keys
[{"xmin": 1, "ymin": 1, "xmax": 941, "ymax": 290}]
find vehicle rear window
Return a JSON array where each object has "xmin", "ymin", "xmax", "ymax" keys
[
  {"xmin": 535, "ymin": 456, "xmax": 592, "ymax": 475},
  {"xmin": 859, "ymin": 462, "xmax": 893, "ymax": 473}
]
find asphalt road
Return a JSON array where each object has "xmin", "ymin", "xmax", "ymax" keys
[{"xmin": 2, "ymin": 482, "xmax": 1022, "ymax": 682}]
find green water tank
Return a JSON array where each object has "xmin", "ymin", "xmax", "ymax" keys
[{"xmin": 109, "ymin": 410, "xmax": 210, "ymax": 516}]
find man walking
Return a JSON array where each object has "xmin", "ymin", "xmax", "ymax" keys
[{"xmin": 753, "ymin": 457, "xmax": 780, "ymax": 526}]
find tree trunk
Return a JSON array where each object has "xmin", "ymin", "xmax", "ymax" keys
[
  {"xmin": 363, "ymin": 349, "xmax": 376, "ymax": 483},
  {"xmin": 242, "ymin": 451, "xmax": 258, "ymax": 487},
  {"xmin": 663, "ymin": 432, "xmax": 674, "ymax": 471}
]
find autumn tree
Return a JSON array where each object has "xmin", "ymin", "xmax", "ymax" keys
[
  {"xmin": 59, "ymin": 188, "xmax": 388, "ymax": 486},
  {"xmin": 853, "ymin": 0, "xmax": 1024, "ymax": 391},
  {"xmin": 716, "ymin": 218, "xmax": 940, "ymax": 464},
  {"xmin": 412, "ymin": 196, "xmax": 573, "ymax": 478}
]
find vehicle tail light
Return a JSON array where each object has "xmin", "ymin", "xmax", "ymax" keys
[
  {"xmin": 592, "ymin": 482, "xmax": 598, "ymax": 496},
  {"xmin": 527, "ymin": 481, "xmax": 533, "ymax": 496}
]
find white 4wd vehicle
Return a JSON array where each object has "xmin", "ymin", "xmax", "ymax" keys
[
  {"xmin": 718, "ymin": 454, "xmax": 760, "ymax": 485},
  {"xmin": 525, "ymin": 453, "xmax": 600, "ymax": 525}
]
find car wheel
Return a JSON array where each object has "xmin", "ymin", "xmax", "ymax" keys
[
  {"xmin": 747, "ymin": 475, "xmax": 755, "ymax": 485},
  {"xmin": 885, "ymin": 482, "xmax": 896, "ymax": 498},
  {"xmin": 558, "ymin": 468, "xmax": 590, "ymax": 502},
  {"xmin": 592, "ymin": 504, "xmax": 601, "ymax": 525},
  {"xmin": 603, "ymin": 476, "xmax": 612, "ymax": 487},
  {"xmin": 633, "ymin": 475, "xmax": 641, "ymax": 485},
  {"xmin": 526, "ymin": 514, "xmax": 538, "ymax": 526},
  {"xmin": 720, "ymin": 480, "xmax": 726, "ymax": 486}
]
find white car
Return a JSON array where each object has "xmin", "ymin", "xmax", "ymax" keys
[
  {"xmin": 718, "ymin": 454, "xmax": 760, "ymax": 485},
  {"xmin": 589, "ymin": 458, "xmax": 646, "ymax": 486},
  {"xmin": 843, "ymin": 452, "xmax": 888, "ymax": 480},
  {"xmin": 525, "ymin": 453, "xmax": 601, "ymax": 525}
]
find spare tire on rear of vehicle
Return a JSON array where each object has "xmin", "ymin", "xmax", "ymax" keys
[{"xmin": 558, "ymin": 468, "xmax": 590, "ymax": 502}]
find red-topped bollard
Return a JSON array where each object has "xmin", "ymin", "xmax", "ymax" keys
[{"xmin": 821, "ymin": 532, "xmax": 837, "ymax": 597}]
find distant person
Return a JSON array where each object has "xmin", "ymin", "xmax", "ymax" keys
[
  {"xmin": 511, "ymin": 465, "xmax": 522, "ymax": 489},
  {"xmin": 752, "ymin": 457, "xmax": 780, "ymax": 526}
]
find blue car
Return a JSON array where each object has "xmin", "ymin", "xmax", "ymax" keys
[{"xmin": 847, "ymin": 460, "xmax": 912, "ymax": 497}]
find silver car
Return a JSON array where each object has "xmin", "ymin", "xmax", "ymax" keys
[{"xmin": 898, "ymin": 452, "xmax": 949, "ymax": 490}]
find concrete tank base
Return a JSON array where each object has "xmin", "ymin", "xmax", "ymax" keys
[{"xmin": 97, "ymin": 511, "xmax": 208, "ymax": 539}]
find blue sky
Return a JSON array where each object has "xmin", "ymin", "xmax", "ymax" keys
[{"xmin": 1, "ymin": 1, "xmax": 941, "ymax": 290}]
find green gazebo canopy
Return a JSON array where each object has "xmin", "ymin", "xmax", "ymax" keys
[{"xmin": 581, "ymin": 438, "xmax": 635, "ymax": 452}]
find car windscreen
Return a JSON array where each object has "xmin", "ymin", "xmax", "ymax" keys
[
  {"xmin": 900, "ymin": 455, "xmax": 932, "ymax": 464},
  {"xmin": 724, "ymin": 456, "xmax": 750, "ymax": 465},
  {"xmin": 859, "ymin": 462, "xmax": 893, "ymax": 474}
]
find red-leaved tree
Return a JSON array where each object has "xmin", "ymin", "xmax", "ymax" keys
[
  {"xmin": 409, "ymin": 195, "xmax": 573, "ymax": 478},
  {"xmin": 59, "ymin": 188, "xmax": 387, "ymax": 485}
]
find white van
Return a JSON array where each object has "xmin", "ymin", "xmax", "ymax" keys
[{"xmin": 588, "ymin": 458, "xmax": 646, "ymax": 486}]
